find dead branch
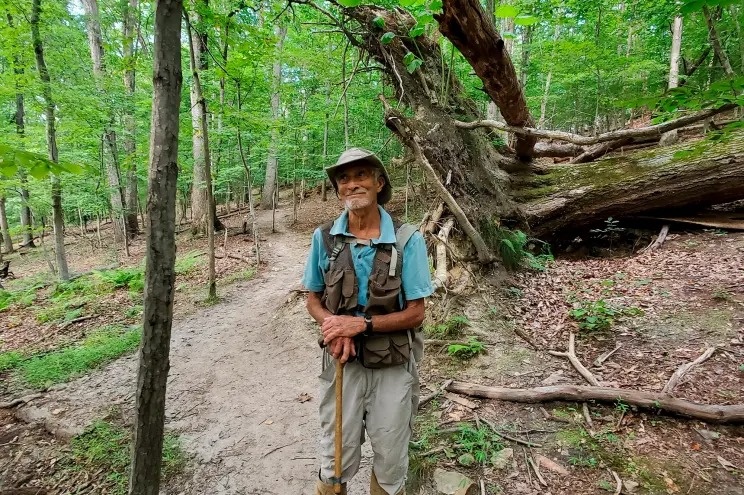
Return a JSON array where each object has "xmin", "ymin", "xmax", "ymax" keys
[
  {"xmin": 640, "ymin": 224, "xmax": 670, "ymax": 253},
  {"xmin": 593, "ymin": 344, "xmax": 622, "ymax": 367},
  {"xmin": 446, "ymin": 381, "xmax": 744, "ymax": 423},
  {"xmin": 454, "ymin": 103, "xmax": 738, "ymax": 146},
  {"xmin": 548, "ymin": 333, "xmax": 601, "ymax": 386},
  {"xmin": 213, "ymin": 253, "xmax": 253, "ymax": 263},
  {"xmin": 662, "ymin": 347, "xmax": 716, "ymax": 394},
  {"xmin": 433, "ymin": 217, "xmax": 455, "ymax": 290},
  {"xmin": 480, "ymin": 416, "xmax": 542, "ymax": 447},
  {"xmin": 58, "ymin": 315, "xmax": 97, "ymax": 331},
  {"xmin": 611, "ymin": 470, "xmax": 622, "ymax": 495}
]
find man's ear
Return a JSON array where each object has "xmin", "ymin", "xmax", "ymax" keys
[{"xmin": 376, "ymin": 175, "xmax": 385, "ymax": 193}]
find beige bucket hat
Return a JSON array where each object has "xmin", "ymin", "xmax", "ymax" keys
[{"xmin": 325, "ymin": 148, "xmax": 393, "ymax": 205}]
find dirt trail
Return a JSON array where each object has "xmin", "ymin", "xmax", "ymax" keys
[{"xmin": 15, "ymin": 207, "xmax": 374, "ymax": 494}]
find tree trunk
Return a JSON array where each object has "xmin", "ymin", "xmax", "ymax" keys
[
  {"xmin": 189, "ymin": 0, "xmax": 212, "ymax": 234},
  {"xmin": 703, "ymin": 6, "xmax": 735, "ymax": 78},
  {"xmin": 19, "ymin": 179, "xmax": 34, "ymax": 247},
  {"xmin": 661, "ymin": 16, "xmax": 683, "ymax": 146},
  {"xmin": 538, "ymin": 23, "xmax": 560, "ymax": 129},
  {"xmin": 81, "ymin": 0, "xmax": 127, "ymax": 243},
  {"xmin": 261, "ymin": 25, "xmax": 287, "ymax": 209},
  {"xmin": 436, "ymin": 0, "xmax": 536, "ymax": 159},
  {"xmin": 322, "ymin": 68, "xmax": 330, "ymax": 202},
  {"xmin": 123, "ymin": 0, "xmax": 140, "ymax": 238},
  {"xmin": 522, "ymin": 134, "xmax": 744, "ymax": 238},
  {"xmin": 519, "ymin": 26, "xmax": 532, "ymax": 89},
  {"xmin": 186, "ymin": 13, "xmax": 217, "ymax": 301},
  {"xmin": 128, "ymin": 0, "xmax": 182, "ymax": 491},
  {"xmin": 31, "ymin": 0, "xmax": 69, "ymax": 281},
  {"xmin": 0, "ymin": 196, "xmax": 12, "ymax": 254}
]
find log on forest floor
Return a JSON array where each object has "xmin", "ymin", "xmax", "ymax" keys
[
  {"xmin": 521, "ymin": 132, "xmax": 744, "ymax": 238},
  {"xmin": 446, "ymin": 381, "xmax": 744, "ymax": 424}
]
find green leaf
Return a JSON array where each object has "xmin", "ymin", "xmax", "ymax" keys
[
  {"xmin": 380, "ymin": 32, "xmax": 396, "ymax": 44},
  {"xmin": 416, "ymin": 13, "xmax": 434, "ymax": 24},
  {"xmin": 502, "ymin": 32, "xmax": 517, "ymax": 39},
  {"xmin": 29, "ymin": 162, "xmax": 51, "ymax": 180},
  {"xmin": 514, "ymin": 14, "xmax": 539, "ymax": 26},
  {"xmin": 399, "ymin": 0, "xmax": 417, "ymax": 6},
  {"xmin": 406, "ymin": 58, "xmax": 423, "ymax": 73},
  {"xmin": 409, "ymin": 25, "xmax": 425, "ymax": 37},
  {"xmin": 429, "ymin": 0, "xmax": 442, "ymax": 11},
  {"xmin": 680, "ymin": 0, "xmax": 705, "ymax": 14},
  {"xmin": 403, "ymin": 52, "xmax": 416, "ymax": 65},
  {"xmin": 372, "ymin": 16, "xmax": 385, "ymax": 28},
  {"xmin": 337, "ymin": 0, "xmax": 362, "ymax": 6},
  {"xmin": 494, "ymin": 4, "xmax": 518, "ymax": 18}
]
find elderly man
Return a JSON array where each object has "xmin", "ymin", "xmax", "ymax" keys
[{"xmin": 302, "ymin": 148, "xmax": 433, "ymax": 495}]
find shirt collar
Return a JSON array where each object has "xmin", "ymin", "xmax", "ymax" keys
[{"xmin": 330, "ymin": 205, "xmax": 396, "ymax": 245}]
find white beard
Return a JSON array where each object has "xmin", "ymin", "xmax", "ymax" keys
[{"xmin": 345, "ymin": 196, "xmax": 373, "ymax": 210}]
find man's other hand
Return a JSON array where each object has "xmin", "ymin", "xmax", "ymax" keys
[
  {"xmin": 328, "ymin": 336, "xmax": 356, "ymax": 363},
  {"xmin": 322, "ymin": 315, "xmax": 364, "ymax": 344}
]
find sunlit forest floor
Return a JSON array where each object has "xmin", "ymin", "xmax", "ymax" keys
[{"xmin": 1, "ymin": 190, "xmax": 743, "ymax": 494}]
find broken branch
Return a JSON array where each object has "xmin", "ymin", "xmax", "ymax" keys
[
  {"xmin": 662, "ymin": 347, "xmax": 716, "ymax": 395},
  {"xmin": 454, "ymin": 104, "xmax": 738, "ymax": 146},
  {"xmin": 548, "ymin": 333, "xmax": 601, "ymax": 387},
  {"xmin": 446, "ymin": 381, "xmax": 744, "ymax": 423}
]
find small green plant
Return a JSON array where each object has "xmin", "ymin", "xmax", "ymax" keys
[
  {"xmin": 569, "ymin": 299, "xmax": 617, "ymax": 332},
  {"xmin": 738, "ymin": 363, "xmax": 744, "ymax": 372},
  {"xmin": 68, "ymin": 420, "xmax": 185, "ymax": 494},
  {"xmin": 221, "ymin": 267, "xmax": 257, "ymax": 285},
  {"xmin": 598, "ymin": 479, "xmax": 615, "ymax": 491},
  {"xmin": 447, "ymin": 337, "xmax": 485, "ymax": 360},
  {"xmin": 456, "ymin": 423, "xmax": 504, "ymax": 466},
  {"xmin": 590, "ymin": 217, "xmax": 625, "ymax": 251},
  {"xmin": 615, "ymin": 398, "xmax": 630, "ymax": 414},
  {"xmin": 0, "ymin": 351, "xmax": 24, "ymax": 372},
  {"xmin": 504, "ymin": 286, "xmax": 523, "ymax": 298},
  {"xmin": 95, "ymin": 267, "xmax": 144, "ymax": 293},
  {"xmin": 569, "ymin": 455, "xmax": 598, "ymax": 468},
  {"xmin": 424, "ymin": 314, "xmax": 470, "ymax": 339},
  {"xmin": 124, "ymin": 305, "xmax": 143, "ymax": 318},
  {"xmin": 0, "ymin": 283, "xmax": 43, "ymax": 311},
  {"xmin": 712, "ymin": 288, "xmax": 734, "ymax": 303},
  {"xmin": 480, "ymin": 223, "xmax": 553, "ymax": 271}
]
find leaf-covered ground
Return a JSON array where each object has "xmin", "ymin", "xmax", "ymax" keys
[{"xmin": 415, "ymin": 229, "xmax": 744, "ymax": 494}]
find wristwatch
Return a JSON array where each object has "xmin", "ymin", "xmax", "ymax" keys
[{"xmin": 363, "ymin": 315, "xmax": 374, "ymax": 335}]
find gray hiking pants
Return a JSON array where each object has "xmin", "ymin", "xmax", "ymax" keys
[{"xmin": 317, "ymin": 349, "xmax": 419, "ymax": 495}]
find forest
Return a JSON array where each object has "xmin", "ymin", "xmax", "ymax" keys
[{"xmin": 0, "ymin": 0, "xmax": 743, "ymax": 493}]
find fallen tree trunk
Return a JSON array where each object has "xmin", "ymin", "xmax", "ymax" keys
[
  {"xmin": 446, "ymin": 381, "xmax": 744, "ymax": 424},
  {"xmin": 521, "ymin": 133, "xmax": 744, "ymax": 238}
]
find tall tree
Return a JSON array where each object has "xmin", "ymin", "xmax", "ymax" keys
[
  {"xmin": 702, "ymin": 5, "xmax": 735, "ymax": 78},
  {"xmin": 661, "ymin": 15, "xmax": 683, "ymax": 145},
  {"xmin": 81, "ymin": 0, "xmax": 128, "ymax": 242},
  {"xmin": 186, "ymin": 11, "xmax": 216, "ymax": 300},
  {"xmin": 122, "ymin": 0, "xmax": 140, "ymax": 238},
  {"xmin": 31, "ymin": 0, "xmax": 70, "ymax": 280},
  {"xmin": 128, "ymin": 0, "xmax": 182, "ymax": 491},
  {"xmin": 0, "ymin": 194, "xmax": 12, "ymax": 253},
  {"xmin": 260, "ymin": 24, "xmax": 287, "ymax": 209},
  {"xmin": 7, "ymin": 13, "xmax": 34, "ymax": 249}
]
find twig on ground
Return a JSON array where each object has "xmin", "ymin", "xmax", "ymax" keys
[
  {"xmin": 583, "ymin": 402, "xmax": 595, "ymax": 433},
  {"xmin": 527, "ymin": 455, "xmax": 548, "ymax": 486},
  {"xmin": 610, "ymin": 470, "xmax": 622, "ymax": 495},
  {"xmin": 641, "ymin": 224, "xmax": 670, "ymax": 252},
  {"xmin": 594, "ymin": 344, "xmax": 622, "ymax": 367},
  {"xmin": 663, "ymin": 347, "xmax": 716, "ymax": 394},
  {"xmin": 480, "ymin": 417, "xmax": 543, "ymax": 447},
  {"xmin": 548, "ymin": 333, "xmax": 601, "ymax": 386}
]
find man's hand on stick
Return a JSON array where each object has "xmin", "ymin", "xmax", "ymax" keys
[
  {"xmin": 322, "ymin": 315, "xmax": 364, "ymax": 344},
  {"xmin": 328, "ymin": 336, "xmax": 356, "ymax": 363}
]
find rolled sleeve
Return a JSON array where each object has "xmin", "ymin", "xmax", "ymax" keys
[
  {"xmin": 401, "ymin": 231, "xmax": 434, "ymax": 301},
  {"xmin": 302, "ymin": 228, "xmax": 327, "ymax": 292}
]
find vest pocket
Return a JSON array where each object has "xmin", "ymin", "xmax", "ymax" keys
[
  {"xmin": 360, "ymin": 332, "xmax": 411, "ymax": 368},
  {"xmin": 322, "ymin": 268, "xmax": 358, "ymax": 314},
  {"xmin": 366, "ymin": 275, "xmax": 402, "ymax": 315}
]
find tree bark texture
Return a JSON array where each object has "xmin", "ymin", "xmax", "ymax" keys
[
  {"xmin": 81, "ymin": 0, "xmax": 127, "ymax": 242},
  {"xmin": 31, "ymin": 0, "xmax": 69, "ymax": 280},
  {"xmin": 19, "ymin": 179, "xmax": 34, "ymax": 247},
  {"xmin": 0, "ymin": 197, "xmax": 13, "ymax": 253},
  {"xmin": 436, "ymin": 0, "xmax": 536, "ymax": 159},
  {"xmin": 189, "ymin": 1, "xmax": 210, "ymax": 233},
  {"xmin": 260, "ymin": 25, "xmax": 287, "ymax": 209},
  {"xmin": 446, "ymin": 381, "xmax": 744, "ymax": 423},
  {"xmin": 661, "ymin": 16, "xmax": 683, "ymax": 146},
  {"xmin": 123, "ymin": 0, "xmax": 140, "ymax": 237},
  {"xmin": 128, "ymin": 0, "xmax": 182, "ymax": 491},
  {"xmin": 10, "ymin": 37, "xmax": 31, "ymax": 249},
  {"xmin": 521, "ymin": 134, "xmax": 744, "ymax": 238},
  {"xmin": 186, "ymin": 14, "xmax": 216, "ymax": 300}
]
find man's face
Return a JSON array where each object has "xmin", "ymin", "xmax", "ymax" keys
[{"xmin": 336, "ymin": 163, "xmax": 384, "ymax": 211}]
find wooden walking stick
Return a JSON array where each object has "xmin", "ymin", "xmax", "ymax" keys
[{"xmin": 333, "ymin": 360, "xmax": 344, "ymax": 494}]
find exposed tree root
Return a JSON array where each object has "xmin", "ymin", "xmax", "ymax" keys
[{"xmin": 662, "ymin": 347, "xmax": 716, "ymax": 394}]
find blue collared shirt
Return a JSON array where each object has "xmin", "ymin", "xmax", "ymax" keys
[{"xmin": 302, "ymin": 206, "xmax": 434, "ymax": 307}]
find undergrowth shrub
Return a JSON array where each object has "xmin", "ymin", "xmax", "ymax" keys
[
  {"xmin": 569, "ymin": 299, "xmax": 643, "ymax": 333},
  {"xmin": 447, "ymin": 337, "xmax": 485, "ymax": 360},
  {"xmin": 0, "ymin": 351, "xmax": 24, "ymax": 372},
  {"xmin": 68, "ymin": 420, "xmax": 185, "ymax": 494},
  {"xmin": 480, "ymin": 221, "xmax": 553, "ymax": 271},
  {"xmin": 456, "ymin": 423, "xmax": 504, "ymax": 466},
  {"xmin": 424, "ymin": 314, "xmax": 469, "ymax": 339}
]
